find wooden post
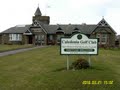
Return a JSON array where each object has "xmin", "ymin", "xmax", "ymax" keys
[
  {"xmin": 67, "ymin": 55, "xmax": 69, "ymax": 70},
  {"xmin": 88, "ymin": 55, "xmax": 91, "ymax": 66}
]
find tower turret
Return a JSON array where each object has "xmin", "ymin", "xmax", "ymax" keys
[
  {"xmin": 32, "ymin": 7, "xmax": 50, "ymax": 24},
  {"xmin": 34, "ymin": 7, "xmax": 42, "ymax": 16}
]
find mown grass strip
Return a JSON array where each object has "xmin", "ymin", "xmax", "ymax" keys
[
  {"xmin": 0, "ymin": 46, "xmax": 119, "ymax": 90},
  {"xmin": 0, "ymin": 44, "xmax": 34, "ymax": 52}
]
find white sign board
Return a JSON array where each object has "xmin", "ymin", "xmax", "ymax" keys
[{"xmin": 61, "ymin": 33, "xmax": 98, "ymax": 55}]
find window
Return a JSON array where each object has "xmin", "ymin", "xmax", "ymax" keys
[
  {"xmin": 101, "ymin": 34, "xmax": 108, "ymax": 44},
  {"xmin": 35, "ymin": 35, "xmax": 45, "ymax": 45},
  {"xmin": 9, "ymin": 34, "xmax": 22, "ymax": 41},
  {"xmin": 16, "ymin": 34, "xmax": 19, "ymax": 40},
  {"xmin": 9, "ymin": 34, "xmax": 12, "ymax": 41},
  {"xmin": 96, "ymin": 33, "xmax": 108, "ymax": 44},
  {"xmin": 49, "ymin": 35, "xmax": 53, "ymax": 41},
  {"xmin": 57, "ymin": 34, "xmax": 64, "ymax": 43},
  {"xmin": 35, "ymin": 35, "xmax": 44, "ymax": 40},
  {"xmin": 96, "ymin": 34, "xmax": 100, "ymax": 42},
  {"xmin": 41, "ymin": 35, "xmax": 44, "ymax": 41}
]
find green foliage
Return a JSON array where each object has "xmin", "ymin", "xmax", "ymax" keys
[{"xmin": 72, "ymin": 58, "xmax": 90, "ymax": 69}]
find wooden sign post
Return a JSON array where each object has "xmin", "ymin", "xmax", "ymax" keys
[{"xmin": 60, "ymin": 33, "xmax": 98, "ymax": 70}]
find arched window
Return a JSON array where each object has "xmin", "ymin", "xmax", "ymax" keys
[
  {"xmin": 72, "ymin": 27, "xmax": 80, "ymax": 34},
  {"xmin": 57, "ymin": 27, "xmax": 62, "ymax": 30},
  {"xmin": 74, "ymin": 27, "xmax": 79, "ymax": 30}
]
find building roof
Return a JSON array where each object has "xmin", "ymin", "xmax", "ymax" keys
[
  {"xmin": 3, "ymin": 23, "xmax": 116, "ymax": 35},
  {"xmin": 1, "ymin": 19, "xmax": 116, "ymax": 35},
  {"xmin": 34, "ymin": 7, "xmax": 42, "ymax": 16},
  {"xmin": 97, "ymin": 18, "xmax": 116, "ymax": 34},
  {"xmin": 1, "ymin": 23, "xmax": 97, "ymax": 34},
  {"xmin": 44, "ymin": 24, "xmax": 97, "ymax": 34},
  {"xmin": 1, "ymin": 25, "xmax": 31, "ymax": 34},
  {"xmin": 116, "ymin": 35, "xmax": 120, "ymax": 39}
]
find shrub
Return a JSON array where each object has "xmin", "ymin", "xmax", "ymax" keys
[{"xmin": 72, "ymin": 58, "xmax": 90, "ymax": 70}]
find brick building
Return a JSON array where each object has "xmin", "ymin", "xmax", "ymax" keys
[{"xmin": 0, "ymin": 7, "xmax": 116, "ymax": 47}]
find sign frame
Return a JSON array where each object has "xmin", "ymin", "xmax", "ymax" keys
[{"xmin": 60, "ymin": 33, "xmax": 99, "ymax": 55}]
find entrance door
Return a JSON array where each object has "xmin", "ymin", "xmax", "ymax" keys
[
  {"xmin": 35, "ymin": 35, "xmax": 45, "ymax": 45},
  {"xmin": 28, "ymin": 36, "xmax": 33, "ymax": 44}
]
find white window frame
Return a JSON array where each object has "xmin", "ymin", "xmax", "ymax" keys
[
  {"xmin": 96, "ymin": 33, "xmax": 108, "ymax": 44},
  {"xmin": 35, "ymin": 34, "xmax": 45, "ymax": 45},
  {"xmin": 57, "ymin": 34, "xmax": 64, "ymax": 43},
  {"xmin": 101, "ymin": 34, "xmax": 108, "ymax": 44},
  {"xmin": 49, "ymin": 35, "xmax": 53, "ymax": 41},
  {"xmin": 9, "ymin": 34, "xmax": 22, "ymax": 41}
]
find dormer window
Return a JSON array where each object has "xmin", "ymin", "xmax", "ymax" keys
[
  {"xmin": 57, "ymin": 27, "xmax": 62, "ymax": 30},
  {"xmin": 56, "ymin": 26, "xmax": 64, "ymax": 34},
  {"xmin": 74, "ymin": 27, "xmax": 79, "ymax": 30},
  {"xmin": 72, "ymin": 27, "xmax": 80, "ymax": 34},
  {"xmin": 24, "ymin": 30, "xmax": 32, "ymax": 35}
]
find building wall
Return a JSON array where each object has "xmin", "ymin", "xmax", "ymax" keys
[
  {"xmin": 0, "ymin": 26, "xmax": 116, "ymax": 47},
  {"xmin": 115, "ymin": 35, "xmax": 120, "ymax": 47},
  {"xmin": 1, "ymin": 34, "xmax": 9, "ymax": 44},
  {"xmin": 22, "ymin": 35, "xmax": 30, "ymax": 44},
  {"xmin": 109, "ymin": 33, "xmax": 116, "ymax": 47},
  {"xmin": 90, "ymin": 27, "xmax": 116, "ymax": 47},
  {"xmin": 22, "ymin": 35, "xmax": 26, "ymax": 44},
  {"xmin": 119, "ymin": 39, "xmax": 120, "ymax": 47},
  {"xmin": 33, "ymin": 16, "xmax": 50, "ymax": 24},
  {"xmin": 0, "ymin": 35, "xmax": 2, "ymax": 44}
]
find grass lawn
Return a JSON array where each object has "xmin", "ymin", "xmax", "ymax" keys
[
  {"xmin": 0, "ymin": 46, "xmax": 120, "ymax": 90},
  {"xmin": 0, "ymin": 44, "xmax": 34, "ymax": 52}
]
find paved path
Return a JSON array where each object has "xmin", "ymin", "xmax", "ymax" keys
[{"xmin": 0, "ymin": 46, "xmax": 46, "ymax": 57}]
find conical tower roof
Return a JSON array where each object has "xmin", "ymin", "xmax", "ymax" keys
[{"xmin": 34, "ymin": 7, "xmax": 42, "ymax": 16}]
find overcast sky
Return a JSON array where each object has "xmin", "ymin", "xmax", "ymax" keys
[{"xmin": 0, "ymin": 0, "xmax": 120, "ymax": 35}]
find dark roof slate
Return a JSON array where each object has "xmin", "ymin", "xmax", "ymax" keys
[
  {"xmin": 44, "ymin": 24, "xmax": 97, "ymax": 34},
  {"xmin": 2, "ymin": 24, "xmax": 97, "ymax": 34},
  {"xmin": 4, "ymin": 21, "xmax": 117, "ymax": 35},
  {"xmin": 1, "ymin": 25, "xmax": 31, "ymax": 34}
]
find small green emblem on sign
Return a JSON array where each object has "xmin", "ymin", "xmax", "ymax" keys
[{"xmin": 77, "ymin": 34, "xmax": 82, "ymax": 40}]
